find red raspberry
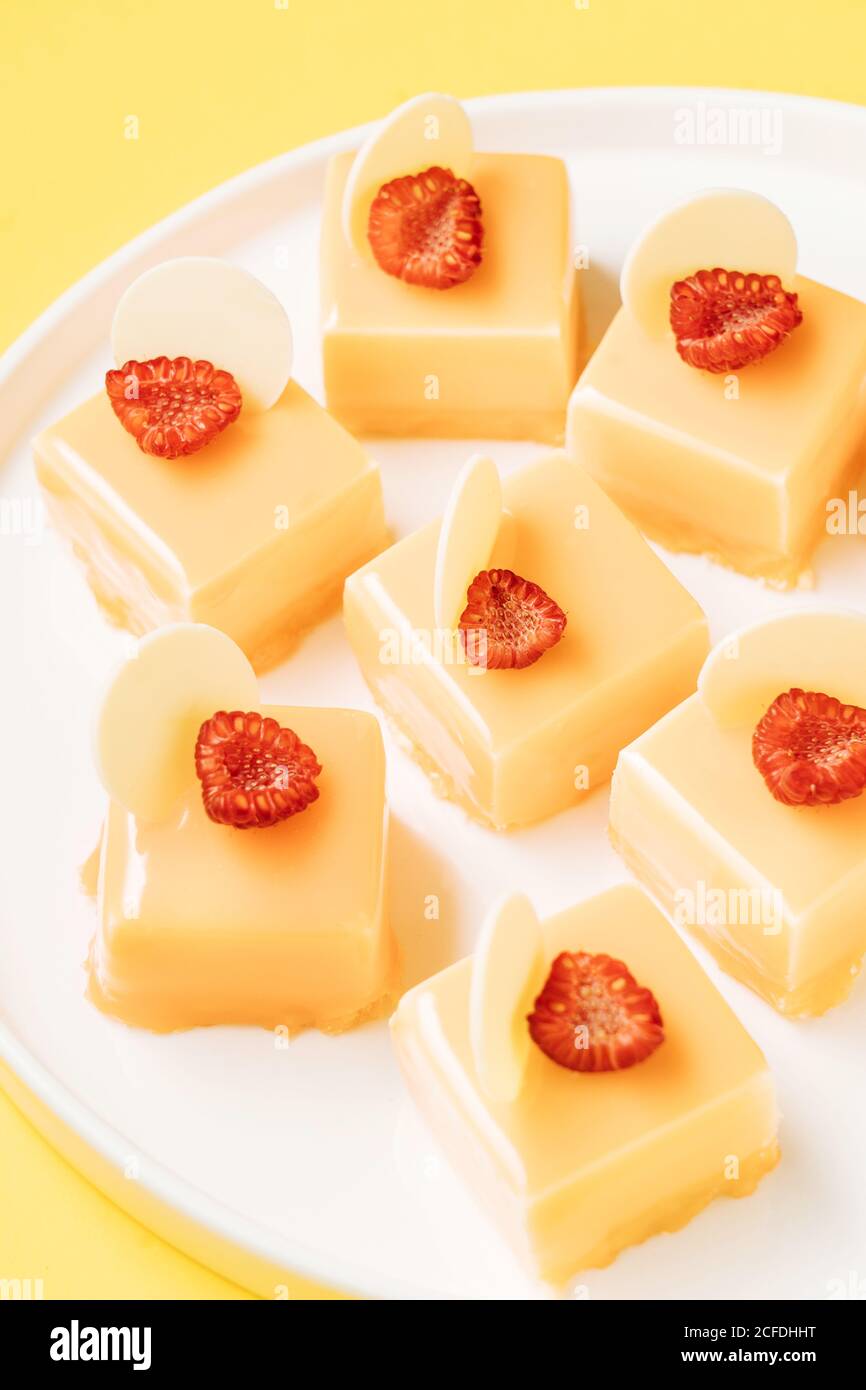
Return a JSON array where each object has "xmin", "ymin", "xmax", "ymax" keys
[
  {"xmin": 528, "ymin": 951, "xmax": 664, "ymax": 1073},
  {"xmin": 195, "ymin": 711, "xmax": 321, "ymax": 829},
  {"xmin": 458, "ymin": 569, "xmax": 566, "ymax": 670},
  {"xmin": 752, "ymin": 688, "xmax": 866, "ymax": 806},
  {"xmin": 670, "ymin": 268, "xmax": 802, "ymax": 373},
  {"xmin": 367, "ymin": 165, "xmax": 483, "ymax": 289},
  {"xmin": 105, "ymin": 356, "xmax": 242, "ymax": 458}
]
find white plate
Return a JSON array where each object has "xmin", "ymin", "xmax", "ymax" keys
[{"xmin": 3, "ymin": 88, "xmax": 866, "ymax": 1302}]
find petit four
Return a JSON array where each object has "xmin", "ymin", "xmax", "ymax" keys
[
  {"xmin": 321, "ymin": 94, "xmax": 579, "ymax": 442},
  {"xmin": 610, "ymin": 609, "xmax": 866, "ymax": 1016},
  {"xmin": 391, "ymin": 885, "xmax": 778, "ymax": 1285},
  {"xmin": 343, "ymin": 451, "xmax": 708, "ymax": 829},
  {"xmin": 88, "ymin": 623, "xmax": 396, "ymax": 1032},
  {"xmin": 567, "ymin": 191, "xmax": 866, "ymax": 584},
  {"xmin": 34, "ymin": 257, "xmax": 387, "ymax": 671}
]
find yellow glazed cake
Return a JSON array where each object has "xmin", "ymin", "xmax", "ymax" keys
[
  {"xmin": 610, "ymin": 610, "xmax": 866, "ymax": 1016},
  {"xmin": 567, "ymin": 191, "xmax": 866, "ymax": 584},
  {"xmin": 87, "ymin": 624, "xmax": 396, "ymax": 1032},
  {"xmin": 321, "ymin": 94, "xmax": 578, "ymax": 441},
  {"xmin": 391, "ymin": 885, "xmax": 779, "ymax": 1286},
  {"xmin": 344, "ymin": 451, "xmax": 708, "ymax": 829},
  {"xmin": 34, "ymin": 258, "xmax": 387, "ymax": 671}
]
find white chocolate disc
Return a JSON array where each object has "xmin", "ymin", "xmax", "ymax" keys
[
  {"xmin": 620, "ymin": 190, "xmax": 798, "ymax": 338},
  {"xmin": 490, "ymin": 507, "xmax": 517, "ymax": 572},
  {"xmin": 470, "ymin": 894, "xmax": 545, "ymax": 1105},
  {"xmin": 111, "ymin": 258, "xmax": 293, "ymax": 411},
  {"xmin": 434, "ymin": 454, "xmax": 502, "ymax": 632},
  {"xmin": 95, "ymin": 623, "xmax": 259, "ymax": 824},
  {"xmin": 342, "ymin": 93, "xmax": 474, "ymax": 258},
  {"xmin": 698, "ymin": 609, "xmax": 866, "ymax": 729}
]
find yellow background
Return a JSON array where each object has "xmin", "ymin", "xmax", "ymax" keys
[{"xmin": 1, "ymin": 0, "xmax": 864, "ymax": 1300}]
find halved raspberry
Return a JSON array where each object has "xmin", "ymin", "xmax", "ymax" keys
[
  {"xmin": 458, "ymin": 568, "xmax": 566, "ymax": 670},
  {"xmin": 105, "ymin": 356, "xmax": 242, "ymax": 458},
  {"xmin": 195, "ymin": 711, "xmax": 321, "ymax": 829},
  {"xmin": 670, "ymin": 268, "xmax": 802, "ymax": 373},
  {"xmin": 752, "ymin": 688, "xmax": 866, "ymax": 806},
  {"xmin": 367, "ymin": 165, "xmax": 483, "ymax": 290},
  {"xmin": 528, "ymin": 951, "xmax": 664, "ymax": 1073}
]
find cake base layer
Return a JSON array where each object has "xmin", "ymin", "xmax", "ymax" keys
[
  {"xmin": 543, "ymin": 1143, "xmax": 780, "ymax": 1283},
  {"xmin": 573, "ymin": 431, "xmax": 865, "ymax": 589},
  {"xmin": 325, "ymin": 405, "xmax": 566, "ymax": 446},
  {"xmin": 85, "ymin": 943, "xmax": 398, "ymax": 1036},
  {"xmin": 610, "ymin": 823, "xmax": 864, "ymax": 1018},
  {"xmin": 356, "ymin": 672, "xmax": 502, "ymax": 830}
]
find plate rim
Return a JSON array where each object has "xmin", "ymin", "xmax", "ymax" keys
[{"xmin": 3, "ymin": 84, "xmax": 866, "ymax": 1301}]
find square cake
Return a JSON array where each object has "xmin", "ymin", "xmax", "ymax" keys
[
  {"xmin": 391, "ymin": 884, "xmax": 779, "ymax": 1285},
  {"xmin": 91, "ymin": 703, "xmax": 395, "ymax": 1033},
  {"xmin": 568, "ymin": 277, "xmax": 866, "ymax": 583},
  {"xmin": 344, "ymin": 451, "xmax": 708, "ymax": 829},
  {"xmin": 610, "ymin": 610, "xmax": 866, "ymax": 1016},
  {"xmin": 567, "ymin": 190, "xmax": 866, "ymax": 583},
  {"xmin": 321, "ymin": 147, "xmax": 578, "ymax": 441},
  {"xmin": 35, "ymin": 381, "xmax": 387, "ymax": 672}
]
